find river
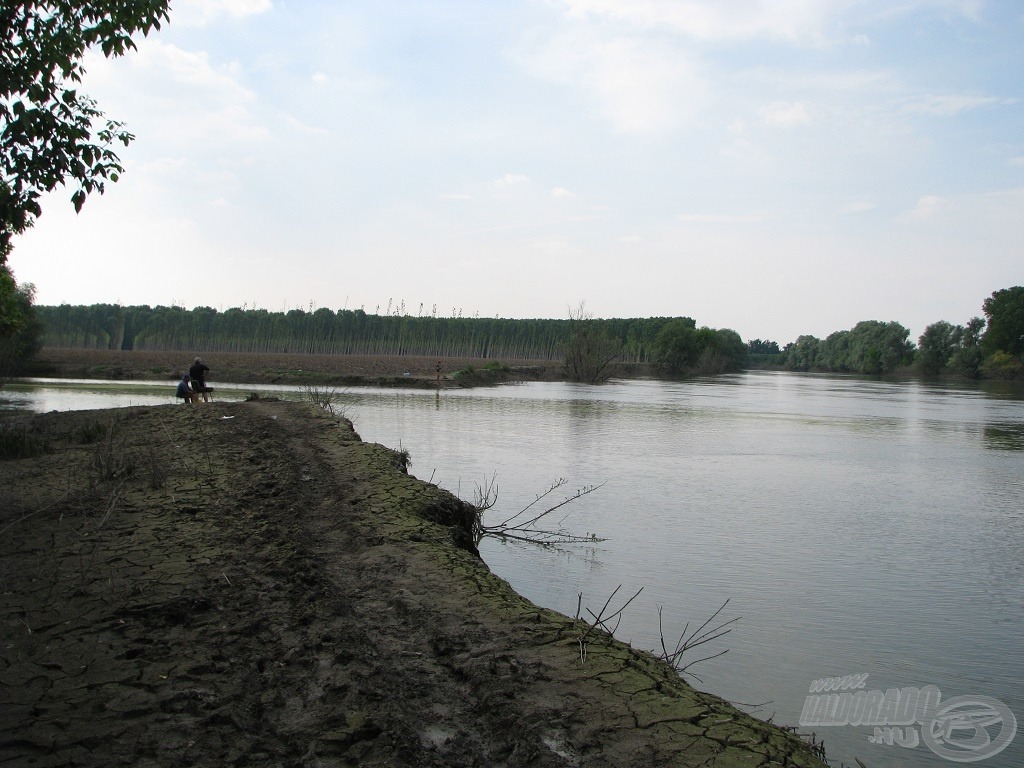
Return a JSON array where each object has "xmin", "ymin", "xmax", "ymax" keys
[{"xmin": 3, "ymin": 371, "xmax": 1022, "ymax": 768}]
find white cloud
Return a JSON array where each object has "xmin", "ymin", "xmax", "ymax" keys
[
  {"xmin": 142, "ymin": 42, "xmax": 252, "ymax": 96},
  {"xmin": 909, "ymin": 195, "xmax": 953, "ymax": 219},
  {"xmin": 740, "ymin": 66, "xmax": 896, "ymax": 96},
  {"xmin": 1009, "ymin": 156, "xmax": 1024, "ymax": 167},
  {"xmin": 559, "ymin": 0, "xmax": 838, "ymax": 43},
  {"xmin": 902, "ymin": 93, "xmax": 1002, "ymax": 116},
  {"xmin": 529, "ymin": 237, "xmax": 577, "ymax": 257},
  {"xmin": 86, "ymin": 40, "xmax": 267, "ymax": 147},
  {"xmin": 311, "ymin": 72, "xmax": 328, "ymax": 84},
  {"xmin": 171, "ymin": 0, "xmax": 272, "ymax": 27},
  {"xmin": 492, "ymin": 173, "xmax": 531, "ymax": 188},
  {"xmin": 139, "ymin": 157, "xmax": 188, "ymax": 176},
  {"xmin": 588, "ymin": 37, "xmax": 705, "ymax": 134},
  {"xmin": 551, "ymin": 187, "xmax": 575, "ymax": 198},
  {"xmin": 88, "ymin": 39, "xmax": 253, "ymax": 99},
  {"xmin": 678, "ymin": 212, "xmax": 768, "ymax": 224},
  {"xmin": 284, "ymin": 116, "xmax": 330, "ymax": 136},
  {"xmin": 517, "ymin": 28, "xmax": 706, "ymax": 135},
  {"xmin": 758, "ymin": 101, "xmax": 812, "ymax": 126},
  {"xmin": 840, "ymin": 201, "xmax": 878, "ymax": 214},
  {"xmin": 719, "ymin": 137, "xmax": 773, "ymax": 172}
]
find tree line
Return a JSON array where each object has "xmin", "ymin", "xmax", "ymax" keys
[
  {"xmin": 16, "ymin": 286, "xmax": 1021, "ymax": 382},
  {"xmin": 32, "ymin": 302, "xmax": 699, "ymax": 364},
  {"xmin": 780, "ymin": 287, "xmax": 1024, "ymax": 379}
]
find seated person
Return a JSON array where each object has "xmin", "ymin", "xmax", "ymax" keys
[{"xmin": 175, "ymin": 374, "xmax": 199, "ymax": 403}]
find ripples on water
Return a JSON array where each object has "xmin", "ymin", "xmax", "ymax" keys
[
  {"xmin": 352, "ymin": 373, "xmax": 1024, "ymax": 768},
  {"xmin": 6, "ymin": 372, "xmax": 1023, "ymax": 767}
]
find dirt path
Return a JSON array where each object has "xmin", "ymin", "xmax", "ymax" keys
[{"xmin": 1, "ymin": 401, "xmax": 826, "ymax": 767}]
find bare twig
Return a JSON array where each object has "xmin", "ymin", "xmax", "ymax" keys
[
  {"xmin": 574, "ymin": 585, "xmax": 644, "ymax": 662},
  {"xmin": 471, "ymin": 475, "xmax": 606, "ymax": 548},
  {"xmin": 304, "ymin": 385, "xmax": 349, "ymax": 417},
  {"xmin": 656, "ymin": 599, "xmax": 740, "ymax": 683},
  {"xmin": 0, "ymin": 492, "xmax": 71, "ymax": 537}
]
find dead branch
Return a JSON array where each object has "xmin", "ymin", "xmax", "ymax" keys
[
  {"xmin": 471, "ymin": 476, "xmax": 606, "ymax": 548},
  {"xmin": 656, "ymin": 599, "xmax": 740, "ymax": 683},
  {"xmin": 574, "ymin": 585, "xmax": 644, "ymax": 663}
]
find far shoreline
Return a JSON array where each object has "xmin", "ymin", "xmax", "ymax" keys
[
  {"xmin": 19, "ymin": 347, "xmax": 651, "ymax": 389},
  {"xmin": 14, "ymin": 347, "xmax": 1019, "ymax": 391}
]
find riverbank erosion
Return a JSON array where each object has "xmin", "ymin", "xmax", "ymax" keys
[{"xmin": 1, "ymin": 402, "xmax": 826, "ymax": 767}]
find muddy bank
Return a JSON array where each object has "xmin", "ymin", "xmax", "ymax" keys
[
  {"xmin": 1, "ymin": 402, "xmax": 826, "ymax": 767},
  {"xmin": 20, "ymin": 348, "xmax": 576, "ymax": 389}
]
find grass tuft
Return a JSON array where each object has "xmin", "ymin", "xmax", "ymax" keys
[{"xmin": 0, "ymin": 419, "xmax": 50, "ymax": 460}]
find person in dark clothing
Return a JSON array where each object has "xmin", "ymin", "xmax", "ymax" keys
[
  {"xmin": 175, "ymin": 374, "xmax": 199, "ymax": 403},
  {"xmin": 188, "ymin": 357, "xmax": 213, "ymax": 402}
]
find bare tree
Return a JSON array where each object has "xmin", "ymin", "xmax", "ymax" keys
[{"xmin": 564, "ymin": 301, "xmax": 621, "ymax": 383}]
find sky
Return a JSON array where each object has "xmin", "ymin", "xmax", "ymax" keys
[{"xmin": 8, "ymin": 0, "xmax": 1024, "ymax": 344}]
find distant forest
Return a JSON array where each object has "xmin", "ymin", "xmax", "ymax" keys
[
  {"xmin": 30, "ymin": 285, "xmax": 1024, "ymax": 381},
  {"xmin": 34, "ymin": 303, "xmax": 678, "ymax": 363}
]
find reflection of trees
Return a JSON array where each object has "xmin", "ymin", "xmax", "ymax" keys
[{"xmin": 983, "ymin": 423, "xmax": 1024, "ymax": 451}]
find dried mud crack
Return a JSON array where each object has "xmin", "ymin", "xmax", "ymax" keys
[{"xmin": 1, "ymin": 401, "xmax": 827, "ymax": 767}]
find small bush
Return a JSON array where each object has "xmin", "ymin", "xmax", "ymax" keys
[
  {"xmin": 304, "ymin": 385, "xmax": 347, "ymax": 416},
  {"xmin": 0, "ymin": 420, "xmax": 50, "ymax": 460},
  {"xmin": 453, "ymin": 362, "xmax": 514, "ymax": 386},
  {"xmin": 142, "ymin": 444, "xmax": 169, "ymax": 490},
  {"xmin": 75, "ymin": 420, "xmax": 109, "ymax": 444},
  {"xmin": 391, "ymin": 446, "xmax": 411, "ymax": 472},
  {"xmin": 981, "ymin": 352, "xmax": 1024, "ymax": 380},
  {"xmin": 91, "ymin": 418, "xmax": 134, "ymax": 483}
]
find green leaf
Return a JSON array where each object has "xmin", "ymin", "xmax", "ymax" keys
[{"xmin": 1, "ymin": 1, "xmax": 170, "ymax": 240}]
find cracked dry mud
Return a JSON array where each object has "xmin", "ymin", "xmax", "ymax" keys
[{"xmin": 0, "ymin": 401, "xmax": 827, "ymax": 767}]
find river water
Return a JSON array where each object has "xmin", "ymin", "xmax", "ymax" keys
[{"xmin": 4, "ymin": 372, "xmax": 1022, "ymax": 768}]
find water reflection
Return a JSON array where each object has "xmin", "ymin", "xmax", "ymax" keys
[{"xmin": 984, "ymin": 423, "xmax": 1024, "ymax": 451}]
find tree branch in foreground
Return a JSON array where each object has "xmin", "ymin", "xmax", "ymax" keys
[
  {"xmin": 573, "ymin": 585, "xmax": 645, "ymax": 663},
  {"xmin": 470, "ymin": 475, "xmax": 606, "ymax": 548},
  {"xmin": 656, "ymin": 598, "xmax": 740, "ymax": 684}
]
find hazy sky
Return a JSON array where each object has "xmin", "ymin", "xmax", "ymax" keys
[{"xmin": 9, "ymin": 0, "xmax": 1024, "ymax": 344}]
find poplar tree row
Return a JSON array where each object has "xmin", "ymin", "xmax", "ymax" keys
[{"xmin": 35, "ymin": 304, "xmax": 685, "ymax": 363}]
